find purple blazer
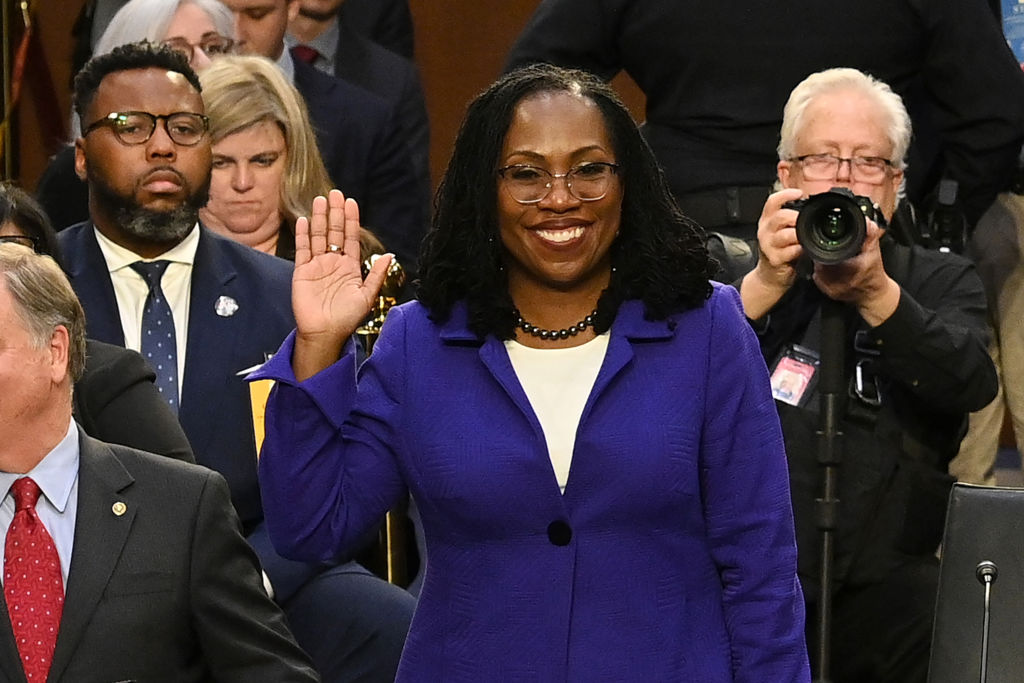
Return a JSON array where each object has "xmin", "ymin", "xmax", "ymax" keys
[{"xmin": 256, "ymin": 283, "xmax": 810, "ymax": 681}]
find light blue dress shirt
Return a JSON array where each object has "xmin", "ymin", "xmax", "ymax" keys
[{"xmin": 0, "ymin": 420, "xmax": 80, "ymax": 586}]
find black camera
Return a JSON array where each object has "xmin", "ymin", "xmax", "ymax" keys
[{"xmin": 784, "ymin": 188, "xmax": 886, "ymax": 264}]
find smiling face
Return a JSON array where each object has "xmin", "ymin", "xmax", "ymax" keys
[
  {"xmin": 497, "ymin": 91, "xmax": 622, "ymax": 300},
  {"xmin": 201, "ymin": 119, "xmax": 287, "ymax": 252},
  {"xmin": 777, "ymin": 88, "xmax": 903, "ymax": 221}
]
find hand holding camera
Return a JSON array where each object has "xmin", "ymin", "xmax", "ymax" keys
[
  {"xmin": 784, "ymin": 187, "xmax": 886, "ymax": 264},
  {"xmin": 742, "ymin": 187, "xmax": 900, "ymax": 326}
]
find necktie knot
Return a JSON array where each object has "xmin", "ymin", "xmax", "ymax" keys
[
  {"xmin": 130, "ymin": 260, "xmax": 171, "ymax": 293},
  {"xmin": 10, "ymin": 478, "xmax": 41, "ymax": 513},
  {"xmin": 291, "ymin": 44, "xmax": 321, "ymax": 65}
]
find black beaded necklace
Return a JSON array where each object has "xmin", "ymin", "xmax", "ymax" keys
[{"xmin": 513, "ymin": 308, "xmax": 599, "ymax": 341}]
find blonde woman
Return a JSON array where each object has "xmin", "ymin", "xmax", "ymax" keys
[{"xmin": 199, "ymin": 54, "xmax": 385, "ymax": 260}]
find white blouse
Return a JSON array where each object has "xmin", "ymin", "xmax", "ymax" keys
[{"xmin": 505, "ymin": 333, "xmax": 610, "ymax": 493}]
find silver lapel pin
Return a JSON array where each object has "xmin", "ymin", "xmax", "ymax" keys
[{"xmin": 215, "ymin": 295, "xmax": 239, "ymax": 317}]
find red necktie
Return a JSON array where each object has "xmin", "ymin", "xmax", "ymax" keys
[
  {"xmin": 291, "ymin": 44, "xmax": 321, "ymax": 65},
  {"xmin": 4, "ymin": 477, "xmax": 63, "ymax": 682}
]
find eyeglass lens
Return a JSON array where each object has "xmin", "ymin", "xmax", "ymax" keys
[
  {"xmin": 163, "ymin": 34, "xmax": 234, "ymax": 60},
  {"xmin": 799, "ymin": 154, "xmax": 890, "ymax": 184},
  {"xmin": 103, "ymin": 112, "xmax": 208, "ymax": 146},
  {"xmin": 501, "ymin": 163, "xmax": 617, "ymax": 203},
  {"xmin": 0, "ymin": 235, "xmax": 38, "ymax": 250}
]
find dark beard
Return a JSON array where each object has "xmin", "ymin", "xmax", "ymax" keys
[{"xmin": 92, "ymin": 169, "xmax": 210, "ymax": 246}]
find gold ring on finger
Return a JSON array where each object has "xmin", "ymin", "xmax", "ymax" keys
[{"xmin": 327, "ymin": 244, "xmax": 343, "ymax": 253}]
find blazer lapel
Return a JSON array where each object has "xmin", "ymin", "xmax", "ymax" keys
[
  {"xmin": 47, "ymin": 432, "xmax": 135, "ymax": 683},
  {"xmin": 177, "ymin": 229, "xmax": 243, "ymax": 457},
  {"xmin": 0, "ymin": 600, "xmax": 26, "ymax": 683},
  {"xmin": 62, "ymin": 224, "xmax": 125, "ymax": 345}
]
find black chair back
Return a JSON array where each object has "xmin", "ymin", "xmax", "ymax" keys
[{"xmin": 929, "ymin": 483, "xmax": 1024, "ymax": 683}]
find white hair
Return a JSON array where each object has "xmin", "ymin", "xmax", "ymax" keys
[
  {"xmin": 71, "ymin": 0, "xmax": 235, "ymax": 137},
  {"xmin": 777, "ymin": 67, "xmax": 912, "ymax": 197}
]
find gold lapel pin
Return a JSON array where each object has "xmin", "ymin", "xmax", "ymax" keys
[{"xmin": 112, "ymin": 501, "xmax": 127, "ymax": 516}]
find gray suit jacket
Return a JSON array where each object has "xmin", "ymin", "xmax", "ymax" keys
[{"xmin": 0, "ymin": 431, "xmax": 319, "ymax": 683}]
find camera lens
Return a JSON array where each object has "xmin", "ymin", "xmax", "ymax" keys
[
  {"xmin": 794, "ymin": 189, "xmax": 869, "ymax": 264},
  {"xmin": 820, "ymin": 209, "xmax": 848, "ymax": 243}
]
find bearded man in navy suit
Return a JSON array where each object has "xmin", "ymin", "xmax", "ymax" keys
[{"xmin": 59, "ymin": 41, "xmax": 414, "ymax": 683}]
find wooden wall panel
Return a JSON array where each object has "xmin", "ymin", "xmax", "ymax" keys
[
  {"xmin": 6, "ymin": 0, "xmax": 84, "ymax": 189},
  {"xmin": 409, "ymin": 0, "xmax": 644, "ymax": 191}
]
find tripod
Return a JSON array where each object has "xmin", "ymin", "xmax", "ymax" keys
[{"xmin": 812, "ymin": 298, "xmax": 847, "ymax": 683}]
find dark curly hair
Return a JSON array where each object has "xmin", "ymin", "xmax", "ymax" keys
[
  {"xmin": 73, "ymin": 41, "xmax": 201, "ymax": 128},
  {"xmin": 417, "ymin": 63, "xmax": 714, "ymax": 340}
]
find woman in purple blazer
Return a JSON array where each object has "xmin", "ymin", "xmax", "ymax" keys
[{"xmin": 255, "ymin": 64, "xmax": 810, "ymax": 681}]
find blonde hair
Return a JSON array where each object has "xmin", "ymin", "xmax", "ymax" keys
[{"xmin": 200, "ymin": 55, "xmax": 332, "ymax": 225}]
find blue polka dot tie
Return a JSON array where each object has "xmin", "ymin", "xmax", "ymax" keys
[{"xmin": 131, "ymin": 260, "xmax": 179, "ymax": 414}]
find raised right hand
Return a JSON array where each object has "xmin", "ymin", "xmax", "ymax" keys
[{"xmin": 292, "ymin": 189, "xmax": 392, "ymax": 380}]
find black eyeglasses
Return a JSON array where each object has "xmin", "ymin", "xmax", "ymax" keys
[
  {"xmin": 497, "ymin": 161, "xmax": 620, "ymax": 204},
  {"xmin": 82, "ymin": 111, "xmax": 210, "ymax": 146},
  {"xmin": 0, "ymin": 235, "xmax": 40, "ymax": 251},
  {"xmin": 162, "ymin": 34, "xmax": 236, "ymax": 63}
]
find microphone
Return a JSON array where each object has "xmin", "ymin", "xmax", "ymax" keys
[
  {"xmin": 977, "ymin": 560, "xmax": 998, "ymax": 585},
  {"xmin": 976, "ymin": 560, "xmax": 998, "ymax": 683}
]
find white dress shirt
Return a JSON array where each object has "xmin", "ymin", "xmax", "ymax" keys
[{"xmin": 93, "ymin": 224, "xmax": 200, "ymax": 403}]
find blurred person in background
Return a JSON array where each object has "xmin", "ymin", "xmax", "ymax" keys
[
  {"xmin": 287, "ymin": 0, "xmax": 431, "ymax": 213},
  {"xmin": 220, "ymin": 0, "xmax": 429, "ymax": 274},
  {"xmin": 37, "ymin": 0, "xmax": 237, "ymax": 232},
  {"xmin": 198, "ymin": 54, "xmax": 387, "ymax": 263}
]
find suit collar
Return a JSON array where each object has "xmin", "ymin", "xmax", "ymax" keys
[
  {"xmin": 469, "ymin": 300, "xmax": 676, "ymax": 505},
  {"xmin": 45, "ymin": 430, "xmax": 136, "ymax": 683},
  {"xmin": 177, "ymin": 229, "xmax": 243, "ymax": 453},
  {"xmin": 61, "ymin": 223, "xmax": 125, "ymax": 345}
]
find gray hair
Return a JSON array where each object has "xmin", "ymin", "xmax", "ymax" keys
[
  {"xmin": 95, "ymin": 0, "xmax": 235, "ymax": 54},
  {"xmin": 778, "ymin": 67, "xmax": 912, "ymax": 171},
  {"xmin": 71, "ymin": 0, "xmax": 235, "ymax": 137},
  {"xmin": 0, "ymin": 243, "xmax": 87, "ymax": 383}
]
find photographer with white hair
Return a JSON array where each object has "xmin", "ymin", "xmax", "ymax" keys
[{"xmin": 724, "ymin": 67, "xmax": 997, "ymax": 682}]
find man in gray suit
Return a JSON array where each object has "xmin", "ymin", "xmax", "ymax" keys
[{"xmin": 0, "ymin": 242, "xmax": 319, "ymax": 683}]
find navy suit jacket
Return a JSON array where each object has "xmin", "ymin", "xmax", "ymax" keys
[
  {"xmin": 75, "ymin": 339, "xmax": 195, "ymax": 463},
  {"xmin": 333, "ymin": 20, "xmax": 431, "ymax": 221},
  {"xmin": 294, "ymin": 59, "xmax": 427, "ymax": 273},
  {"xmin": 337, "ymin": 0, "xmax": 415, "ymax": 60},
  {"xmin": 58, "ymin": 222, "xmax": 294, "ymax": 531},
  {"xmin": 0, "ymin": 430, "xmax": 318, "ymax": 683}
]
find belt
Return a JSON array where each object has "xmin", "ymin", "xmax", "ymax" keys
[{"xmin": 676, "ymin": 186, "xmax": 772, "ymax": 234}]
